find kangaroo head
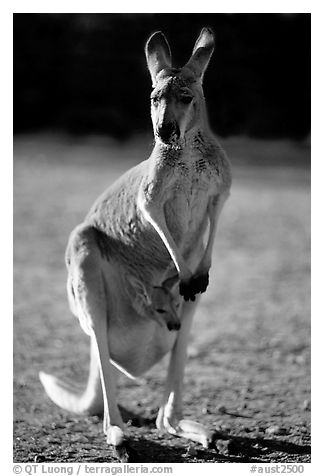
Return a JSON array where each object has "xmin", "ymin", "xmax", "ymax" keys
[
  {"xmin": 145, "ymin": 28, "xmax": 215, "ymax": 145},
  {"xmin": 151, "ymin": 275, "xmax": 181, "ymax": 331},
  {"xmin": 126, "ymin": 273, "xmax": 181, "ymax": 330}
]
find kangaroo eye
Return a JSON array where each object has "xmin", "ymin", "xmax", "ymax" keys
[
  {"xmin": 156, "ymin": 309, "xmax": 167, "ymax": 314},
  {"xmin": 180, "ymin": 95, "xmax": 193, "ymax": 105},
  {"xmin": 151, "ymin": 96, "xmax": 159, "ymax": 106}
]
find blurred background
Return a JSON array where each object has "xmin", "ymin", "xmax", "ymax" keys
[{"xmin": 14, "ymin": 14, "xmax": 311, "ymax": 463}]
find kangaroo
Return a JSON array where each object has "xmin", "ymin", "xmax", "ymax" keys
[{"xmin": 39, "ymin": 27, "xmax": 232, "ymax": 462}]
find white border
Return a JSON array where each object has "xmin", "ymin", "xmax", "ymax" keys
[
  {"xmin": 10, "ymin": 1, "xmax": 312, "ymax": 14},
  {"xmin": 6, "ymin": 3, "xmax": 319, "ymax": 474}
]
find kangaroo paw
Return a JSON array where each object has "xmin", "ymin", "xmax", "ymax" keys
[
  {"xmin": 179, "ymin": 280, "xmax": 196, "ymax": 301},
  {"xmin": 179, "ymin": 273, "xmax": 209, "ymax": 301},
  {"xmin": 191, "ymin": 272, "xmax": 209, "ymax": 294}
]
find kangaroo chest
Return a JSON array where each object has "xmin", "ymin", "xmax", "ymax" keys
[{"xmin": 164, "ymin": 150, "xmax": 219, "ymax": 242}]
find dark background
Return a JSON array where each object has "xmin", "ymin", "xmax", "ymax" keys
[{"xmin": 13, "ymin": 13, "xmax": 311, "ymax": 140}]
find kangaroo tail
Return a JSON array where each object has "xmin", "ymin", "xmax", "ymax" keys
[{"xmin": 39, "ymin": 338, "xmax": 103, "ymax": 415}]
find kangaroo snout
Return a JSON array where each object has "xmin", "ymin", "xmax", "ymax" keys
[
  {"xmin": 167, "ymin": 320, "xmax": 181, "ymax": 331},
  {"xmin": 157, "ymin": 122, "xmax": 180, "ymax": 143}
]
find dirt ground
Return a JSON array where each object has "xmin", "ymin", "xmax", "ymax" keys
[{"xmin": 13, "ymin": 134, "xmax": 310, "ymax": 463}]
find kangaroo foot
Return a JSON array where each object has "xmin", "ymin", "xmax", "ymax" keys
[{"xmin": 156, "ymin": 407, "xmax": 213, "ymax": 448}]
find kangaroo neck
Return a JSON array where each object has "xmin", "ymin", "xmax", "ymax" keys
[{"xmin": 151, "ymin": 127, "xmax": 213, "ymax": 162}]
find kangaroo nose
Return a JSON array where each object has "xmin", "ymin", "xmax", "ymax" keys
[{"xmin": 158, "ymin": 122, "xmax": 179, "ymax": 142}]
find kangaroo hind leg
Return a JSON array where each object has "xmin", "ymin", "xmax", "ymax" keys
[
  {"xmin": 156, "ymin": 298, "xmax": 213, "ymax": 448},
  {"xmin": 39, "ymin": 225, "xmax": 109, "ymax": 416},
  {"xmin": 68, "ymin": 225, "xmax": 134, "ymax": 462}
]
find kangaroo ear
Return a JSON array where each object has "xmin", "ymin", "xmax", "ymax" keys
[
  {"xmin": 185, "ymin": 27, "xmax": 214, "ymax": 82},
  {"xmin": 127, "ymin": 275, "xmax": 152, "ymax": 309},
  {"xmin": 145, "ymin": 31, "xmax": 172, "ymax": 86},
  {"xmin": 162, "ymin": 274, "xmax": 179, "ymax": 291}
]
